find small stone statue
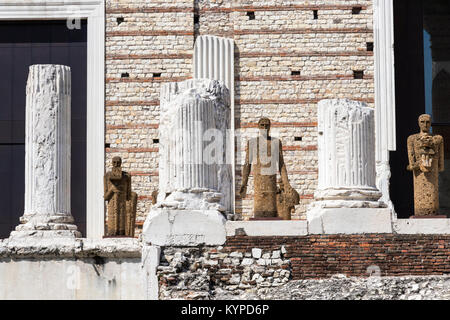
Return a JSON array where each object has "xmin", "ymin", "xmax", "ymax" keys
[
  {"xmin": 104, "ymin": 156, "xmax": 137, "ymax": 237},
  {"xmin": 407, "ymin": 114, "xmax": 444, "ymax": 216},
  {"xmin": 276, "ymin": 178, "xmax": 300, "ymax": 220},
  {"xmin": 240, "ymin": 117, "xmax": 297, "ymax": 219}
]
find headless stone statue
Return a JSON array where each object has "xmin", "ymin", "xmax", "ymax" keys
[
  {"xmin": 104, "ymin": 157, "xmax": 137, "ymax": 237},
  {"xmin": 240, "ymin": 117, "xmax": 296, "ymax": 219},
  {"xmin": 407, "ymin": 114, "xmax": 444, "ymax": 216}
]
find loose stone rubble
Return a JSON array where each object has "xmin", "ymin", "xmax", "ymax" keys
[{"xmin": 214, "ymin": 275, "xmax": 450, "ymax": 300}]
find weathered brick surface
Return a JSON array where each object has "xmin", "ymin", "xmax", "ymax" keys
[{"xmin": 224, "ymin": 235, "xmax": 450, "ymax": 279}]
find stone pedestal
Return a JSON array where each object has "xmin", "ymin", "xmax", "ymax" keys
[
  {"xmin": 143, "ymin": 79, "xmax": 230, "ymax": 246},
  {"xmin": 307, "ymin": 99, "xmax": 389, "ymax": 234},
  {"xmin": 10, "ymin": 65, "xmax": 80, "ymax": 239}
]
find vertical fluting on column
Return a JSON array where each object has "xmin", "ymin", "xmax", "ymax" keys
[
  {"xmin": 314, "ymin": 99, "xmax": 382, "ymax": 204},
  {"xmin": 193, "ymin": 35, "xmax": 234, "ymax": 213},
  {"xmin": 11, "ymin": 65, "xmax": 80, "ymax": 238},
  {"xmin": 158, "ymin": 79, "xmax": 231, "ymax": 211}
]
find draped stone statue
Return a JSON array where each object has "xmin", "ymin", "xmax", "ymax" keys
[
  {"xmin": 104, "ymin": 157, "xmax": 137, "ymax": 237},
  {"xmin": 240, "ymin": 117, "xmax": 297, "ymax": 219},
  {"xmin": 407, "ymin": 114, "xmax": 444, "ymax": 217}
]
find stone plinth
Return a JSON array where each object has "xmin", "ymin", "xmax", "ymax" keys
[
  {"xmin": 143, "ymin": 79, "xmax": 231, "ymax": 246},
  {"xmin": 10, "ymin": 65, "xmax": 80, "ymax": 239},
  {"xmin": 307, "ymin": 99, "xmax": 387, "ymax": 234}
]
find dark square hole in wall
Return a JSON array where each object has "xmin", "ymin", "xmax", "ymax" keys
[
  {"xmin": 367, "ymin": 42, "xmax": 374, "ymax": 52},
  {"xmin": 116, "ymin": 17, "xmax": 125, "ymax": 25},
  {"xmin": 247, "ymin": 11, "xmax": 255, "ymax": 20},
  {"xmin": 353, "ymin": 70, "xmax": 364, "ymax": 79},
  {"xmin": 352, "ymin": 7, "xmax": 362, "ymax": 14},
  {"xmin": 121, "ymin": 72, "xmax": 129, "ymax": 78},
  {"xmin": 194, "ymin": 14, "xmax": 199, "ymax": 24},
  {"xmin": 294, "ymin": 137, "xmax": 303, "ymax": 141},
  {"xmin": 313, "ymin": 10, "xmax": 319, "ymax": 20},
  {"xmin": 105, "ymin": 143, "xmax": 111, "ymax": 149},
  {"xmin": 153, "ymin": 73, "xmax": 162, "ymax": 78},
  {"xmin": 291, "ymin": 71, "xmax": 301, "ymax": 76},
  {"xmin": 153, "ymin": 139, "xmax": 159, "ymax": 144}
]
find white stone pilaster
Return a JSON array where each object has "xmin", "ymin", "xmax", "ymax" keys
[
  {"xmin": 10, "ymin": 65, "xmax": 80, "ymax": 239},
  {"xmin": 193, "ymin": 35, "xmax": 235, "ymax": 213},
  {"xmin": 374, "ymin": 0, "xmax": 396, "ymax": 212}
]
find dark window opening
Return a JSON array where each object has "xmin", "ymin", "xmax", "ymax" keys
[
  {"xmin": 367, "ymin": 42, "xmax": 374, "ymax": 52},
  {"xmin": 153, "ymin": 73, "xmax": 162, "ymax": 78},
  {"xmin": 116, "ymin": 17, "xmax": 125, "ymax": 25},
  {"xmin": 291, "ymin": 71, "xmax": 301, "ymax": 76},
  {"xmin": 121, "ymin": 72, "xmax": 129, "ymax": 78},
  {"xmin": 0, "ymin": 20, "xmax": 88, "ymax": 237},
  {"xmin": 153, "ymin": 139, "xmax": 159, "ymax": 144},
  {"xmin": 390, "ymin": 0, "xmax": 450, "ymax": 218},
  {"xmin": 352, "ymin": 7, "xmax": 362, "ymax": 15},
  {"xmin": 294, "ymin": 137, "xmax": 303, "ymax": 141},
  {"xmin": 313, "ymin": 10, "xmax": 319, "ymax": 20},
  {"xmin": 353, "ymin": 70, "xmax": 364, "ymax": 79},
  {"xmin": 105, "ymin": 143, "xmax": 111, "ymax": 149},
  {"xmin": 247, "ymin": 11, "xmax": 255, "ymax": 20},
  {"xmin": 194, "ymin": 14, "xmax": 200, "ymax": 24}
]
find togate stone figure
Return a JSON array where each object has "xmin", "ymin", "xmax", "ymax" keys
[
  {"xmin": 104, "ymin": 156, "xmax": 137, "ymax": 237},
  {"xmin": 240, "ymin": 117, "xmax": 297, "ymax": 219},
  {"xmin": 10, "ymin": 64, "xmax": 81, "ymax": 239},
  {"xmin": 407, "ymin": 114, "xmax": 444, "ymax": 217}
]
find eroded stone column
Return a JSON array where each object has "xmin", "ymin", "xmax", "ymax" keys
[
  {"xmin": 143, "ymin": 79, "xmax": 230, "ymax": 246},
  {"xmin": 10, "ymin": 65, "xmax": 80, "ymax": 239},
  {"xmin": 157, "ymin": 79, "xmax": 232, "ymax": 212},
  {"xmin": 307, "ymin": 99, "xmax": 390, "ymax": 234}
]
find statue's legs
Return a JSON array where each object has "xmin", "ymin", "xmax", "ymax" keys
[
  {"xmin": 414, "ymin": 169, "xmax": 439, "ymax": 216},
  {"xmin": 126, "ymin": 192, "xmax": 137, "ymax": 237}
]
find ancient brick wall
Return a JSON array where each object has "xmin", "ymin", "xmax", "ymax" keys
[
  {"xmin": 105, "ymin": 0, "xmax": 375, "ymax": 228},
  {"xmin": 157, "ymin": 235, "xmax": 450, "ymax": 299}
]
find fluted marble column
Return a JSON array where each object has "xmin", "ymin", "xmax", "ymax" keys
[
  {"xmin": 10, "ymin": 65, "xmax": 80, "ymax": 239},
  {"xmin": 307, "ymin": 99, "xmax": 390, "ymax": 235},
  {"xmin": 313, "ymin": 99, "xmax": 384, "ymax": 207},
  {"xmin": 143, "ymin": 79, "xmax": 230, "ymax": 246},
  {"xmin": 157, "ymin": 79, "xmax": 232, "ymax": 212},
  {"xmin": 193, "ymin": 35, "xmax": 235, "ymax": 212}
]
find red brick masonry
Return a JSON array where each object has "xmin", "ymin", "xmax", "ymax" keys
[{"xmin": 224, "ymin": 235, "xmax": 450, "ymax": 279}]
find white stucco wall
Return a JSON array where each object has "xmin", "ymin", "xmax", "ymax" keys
[{"xmin": 0, "ymin": 257, "xmax": 144, "ymax": 300}]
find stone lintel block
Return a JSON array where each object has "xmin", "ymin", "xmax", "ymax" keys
[
  {"xmin": 142, "ymin": 209, "xmax": 227, "ymax": 246},
  {"xmin": 393, "ymin": 219, "xmax": 450, "ymax": 235},
  {"xmin": 307, "ymin": 208, "xmax": 393, "ymax": 235},
  {"xmin": 225, "ymin": 221, "xmax": 308, "ymax": 237}
]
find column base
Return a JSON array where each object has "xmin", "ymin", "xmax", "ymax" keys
[
  {"xmin": 142, "ymin": 208, "xmax": 226, "ymax": 246},
  {"xmin": 10, "ymin": 213, "xmax": 81, "ymax": 239},
  {"xmin": 307, "ymin": 207, "xmax": 392, "ymax": 234},
  {"xmin": 9, "ymin": 229, "xmax": 81, "ymax": 240}
]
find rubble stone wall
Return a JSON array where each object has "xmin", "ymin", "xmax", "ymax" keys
[
  {"xmin": 157, "ymin": 234, "xmax": 450, "ymax": 299},
  {"xmin": 105, "ymin": 0, "xmax": 376, "ymax": 229}
]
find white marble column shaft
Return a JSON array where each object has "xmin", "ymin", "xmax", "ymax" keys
[
  {"xmin": 157, "ymin": 79, "xmax": 231, "ymax": 212},
  {"xmin": 314, "ymin": 99, "xmax": 383, "ymax": 206},
  {"xmin": 11, "ymin": 65, "xmax": 80, "ymax": 238}
]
